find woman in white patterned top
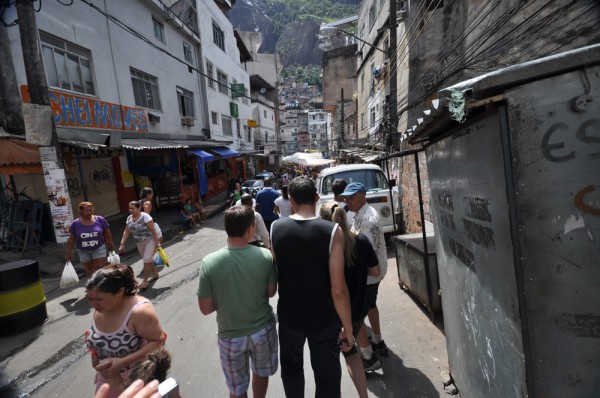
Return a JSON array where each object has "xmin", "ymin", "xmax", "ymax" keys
[{"xmin": 118, "ymin": 201, "xmax": 161, "ymax": 290}]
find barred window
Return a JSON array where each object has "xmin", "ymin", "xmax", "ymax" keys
[
  {"xmin": 153, "ymin": 17, "xmax": 165, "ymax": 43},
  {"xmin": 183, "ymin": 42, "xmax": 193, "ymax": 64},
  {"xmin": 177, "ymin": 87, "xmax": 194, "ymax": 117},
  {"xmin": 206, "ymin": 61, "xmax": 215, "ymax": 89},
  {"xmin": 217, "ymin": 69, "xmax": 228, "ymax": 95},
  {"xmin": 222, "ymin": 115, "xmax": 232, "ymax": 136},
  {"xmin": 130, "ymin": 67, "xmax": 161, "ymax": 111},
  {"xmin": 212, "ymin": 21, "xmax": 225, "ymax": 51},
  {"xmin": 40, "ymin": 32, "xmax": 95, "ymax": 95}
]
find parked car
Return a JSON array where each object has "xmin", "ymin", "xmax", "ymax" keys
[
  {"xmin": 242, "ymin": 179, "xmax": 264, "ymax": 198},
  {"xmin": 255, "ymin": 171, "xmax": 275, "ymax": 181}
]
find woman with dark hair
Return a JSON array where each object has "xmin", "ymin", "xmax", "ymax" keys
[
  {"xmin": 66, "ymin": 201, "xmax": 115, "ymax": 277},
  {"xmin": 139, "ymin": 187, "xmax": 154, "ymax": 215},
  {"xmin": 85, "ymin": 264, "xmax": 166, "ymax": 398},
  {"xmin": 118, "ymin": 201, "xmax": 161, "ymax": 290},
  {"xmin": 273, "ymin": 185, "xmax": 292, "ymax": 218}
]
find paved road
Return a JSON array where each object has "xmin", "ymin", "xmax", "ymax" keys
[{"xmin": 0, "ymin": 213, "xmax": 450, "ymax": 397}]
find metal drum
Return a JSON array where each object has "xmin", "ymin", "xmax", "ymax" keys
[{"xmin": 0, "ymin": 260, "xmax": 48, "ymax": 336}]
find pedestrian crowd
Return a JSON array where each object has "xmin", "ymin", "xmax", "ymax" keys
[{"xmin": 83, "ymin": 175, "xmax": 388, "ymax": 398}]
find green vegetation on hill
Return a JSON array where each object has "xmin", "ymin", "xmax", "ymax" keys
[
  {"xmin": 260, "ymin": 0, "xmax": 358, "ymax": 37},
  {"xmin": 280, "ymin": 65, "xmax": 323, "ymax": 86}
]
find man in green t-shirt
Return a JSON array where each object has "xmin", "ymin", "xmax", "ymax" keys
[{"xmin": 197, "ymin": 205, "xmax": 278, "ymax": 398}]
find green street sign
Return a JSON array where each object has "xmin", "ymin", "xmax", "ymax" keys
[
  {"xmin": 230, "ymin": 102, "xmax": 239, "ymax": 117},
  {"xmin": 230, "ymin": 83, "xmax": 245, "ymax": 98}
]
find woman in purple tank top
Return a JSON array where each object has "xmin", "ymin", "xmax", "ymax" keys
[{"xmin": 66, "ymin": 202, "xmax": 115, "ymax": 277}]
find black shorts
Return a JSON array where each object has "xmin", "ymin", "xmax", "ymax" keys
[
  {"xmin": 363, "ymin": 282, "xmax": 381, "ymax": 314},
  {"xmin": 342, "ymin": 320, "xmax": 364, "ymax": 358}
]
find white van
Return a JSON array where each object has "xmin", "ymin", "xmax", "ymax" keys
[{"xmin": 316, "ymin": 164, "xmax": 398, "ymax": 233}]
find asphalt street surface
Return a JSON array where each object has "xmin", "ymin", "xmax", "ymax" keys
[{"xmin": 0, "ymin": 212, "xmax": 451, "ymax": 397}]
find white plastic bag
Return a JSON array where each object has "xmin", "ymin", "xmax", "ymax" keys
[
  {"xmin": 154, "ymin": 223, "xmax": 162, "ymax": 239},
  {"xmin": 60, "ymin": 261, "xmax": 79, "ymax": 289},
  {"xmin": 108, "ymin": 251, "xmax": 121, "ymax": 265}
]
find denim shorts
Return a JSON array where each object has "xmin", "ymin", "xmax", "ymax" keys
[
  {"xmin": 77, "ymin": 244, "xmax": 106, "ymax": 262},
  {"xmin": 218, "ymin": 321, "xmax": 278, "ymax": 396}
]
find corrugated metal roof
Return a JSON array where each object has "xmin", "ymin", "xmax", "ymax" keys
[
  {"xmin": 409, "ymin": 43, "xmax": 600, "ymax": 143},
  {"xmin": 121, "ymin": 139, "xmax": 225, "ymax": 150}
]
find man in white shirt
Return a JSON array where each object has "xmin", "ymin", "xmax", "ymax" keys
[
  {"xmin": 241, "ymin": 194, "xmax": 271, "ymax": 249},
  {"xmin": 339, "ymin": 182, "xmax": 388, "ymax": 372}
]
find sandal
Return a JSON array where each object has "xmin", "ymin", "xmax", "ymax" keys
[{"xmin": 139, "ymin": 283, "xmax": 148, "ymax": 291}]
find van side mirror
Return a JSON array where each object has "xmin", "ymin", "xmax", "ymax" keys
[{"xmin": 389, "ymin": 179, "xmax": 396, "ymax": 188}]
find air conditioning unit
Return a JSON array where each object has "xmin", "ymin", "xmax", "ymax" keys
[
  {"xmin": 181, "ymin": 117, "xmax": 195, "ymax": 126},
  {"xmin": 149, "ymin": 113, "xmax": 161, "ymax": 124}
]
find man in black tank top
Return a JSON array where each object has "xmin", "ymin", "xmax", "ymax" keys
[{"xmin": 271, "ymin": 176, "xmax": 354, "ymax": 398}]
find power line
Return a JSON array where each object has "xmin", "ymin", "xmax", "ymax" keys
[{"xmin": 74, "ymin": 0, "xmax": 253, "ymax": 101}]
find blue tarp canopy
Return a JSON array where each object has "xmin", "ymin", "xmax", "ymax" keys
[
  {"xmin": 210, "ymin": 147, "xmax": 240, "ymax": 159},
  {"xmin": 188, "ymin": 149, "xmax": 215, "ymax": 162}
]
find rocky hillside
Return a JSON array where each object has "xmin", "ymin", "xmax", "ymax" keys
[{"xmin": 229, "ymin": 0, "xmax": 358, "ymax": 67}]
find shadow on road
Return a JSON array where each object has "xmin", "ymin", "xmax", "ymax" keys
[
  {"xmin": 367, "ymin": 347, "xmax": 441, "ymax": 398},
  {"xmin": 59, "ymin": 297, "xmax": 91, "ymax": 316}
]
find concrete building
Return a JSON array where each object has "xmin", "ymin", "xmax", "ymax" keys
[
  {"xmin": 4, "ymin": 0, "xmax": 216, "ymax": 220},
  {"xmin": 1, "ymin": 0, "xmax": 258, "ymax": 245},
  {"xmin": 239, "ymin": 31, "xmax": 282, "ymax": 173}
]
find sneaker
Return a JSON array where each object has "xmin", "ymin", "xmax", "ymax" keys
[
  {"xmin": 369, "ymin": 337, "xmax": 389, "ymax": 356},
  {"xmin": 362, "ymin": 353, "xmax": 382, "ymax": 372}
]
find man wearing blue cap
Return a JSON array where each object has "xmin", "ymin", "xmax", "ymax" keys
[{"xmin": 340, "ymin": 182, "xmax": 388, "ymax": 372}]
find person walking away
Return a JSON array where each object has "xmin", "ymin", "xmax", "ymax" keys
[
  {"xmin": 66, "ymin": 201, "xmax": 115, "ymax": 278},
  {"xmin": 339, "ymin": 182, "xmax": 389, "ymax": 371},
  {"xmin": 118, "ymin": 201, "xmax": 161, "ymax": 290},
  {"xmin": 255, "ymin": 177, "xmax": 279, "ymax": 232},
  {"xmin": 270, "ymin": 176, "xmax": 354, "ymax": 398},
  {"xmin": 198, "ymin": 205, "xmax": 278, "ymax": 398},
  {"xmin": 241, "ymin": 194, "xmax": 271, "ymax": 249},
  {"xmin": 320, "ymin": 202, "xmax": 381, "ymax": 396},
  {"xmin": 273, "ymin": 185, "xmax": 292, "ymax": 218},
  {"xmin": 85, "ymin": 264, "xmax": 167, "ymax": 398}
]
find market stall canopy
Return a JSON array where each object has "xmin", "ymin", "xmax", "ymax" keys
[
  {"xmin": 282, "ymin": 152, "xmax": 336, "ymax": 166},
  {"xmin": 0, "ymin": 137, "xmax": 43, "ymax": 174}
]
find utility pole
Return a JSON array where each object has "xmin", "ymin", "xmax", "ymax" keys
[
  {"xmin": 339, "ymin": 88, "xmax": 345, "ymax": 154},
  {"xmin": 387, "ymin": 0, "xmax": 398, "ymax": 152},
  {"xmin": 16, "ymin": 0, "xmax": 74, "ymax": 244},
  {"xmin": 0, "ymin": 23, "xmax": 25, "ymax": 133}
]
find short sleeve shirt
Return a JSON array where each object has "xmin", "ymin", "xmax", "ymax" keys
[
  {"xmin": 352, "ymin": 204, "xmax": 387, "ymax": 284},
  {"xmin": 70, "ymin": 216, "xmax": 110, "ymax": 251},
  {"xmin": 197, "ymin": 245, "xmax": 276, "ymax": 338},
  {"xmin": 126, "ymin": 213, "xmax": 153, "ymax": 241}
]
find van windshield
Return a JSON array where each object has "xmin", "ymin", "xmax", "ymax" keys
[{"xmin": 320, "ymin": 170, "xmax": 389, "ymax": 195}]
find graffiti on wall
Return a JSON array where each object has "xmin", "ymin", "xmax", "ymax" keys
[
  {"xmin": 541, "ymin": 118, "xmax": 600, "ymax": 217},
  {"xmin": 20, "ymin": 85, "xmax": 147, "ymax": 132}
]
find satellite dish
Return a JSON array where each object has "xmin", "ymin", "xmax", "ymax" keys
[{"xmin": 260, "ymin": 88, "xmax": 267, "ymax": 94}]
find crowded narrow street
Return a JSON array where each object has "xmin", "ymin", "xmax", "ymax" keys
[{"xmin": 1, "ymin": 212, "xmax": 450, "ymax": 398}]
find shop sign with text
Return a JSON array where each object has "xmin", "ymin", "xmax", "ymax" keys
[{"xmin": 21, "ymin": 85, "xmax": 148, "ymax": 132}]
